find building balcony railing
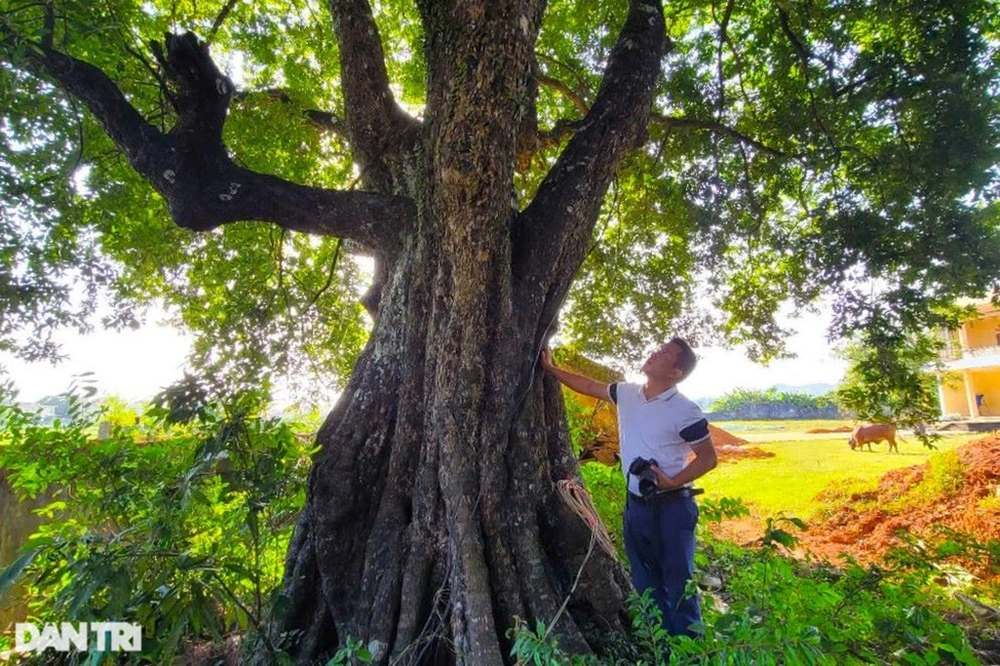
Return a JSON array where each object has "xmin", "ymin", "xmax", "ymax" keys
[{"xmin": 940, "ymin": 345, "xmax": 1000, "ymax": 361}]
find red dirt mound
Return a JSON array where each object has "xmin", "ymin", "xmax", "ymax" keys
[
  {"xmin": 802, "ymin": 435, "xmax": 1000, "ymax": 577},
  {"xmin": 715, "ymin": 443, "xmax": 775, "ymax": 461},
  {"xmin": 709, "ymin": 424, "xmax": 749, "ymax": 447},
  {"xmin": 708, "ymin": 425, "xmax": 776, "ymax": 462},
  {"xmin": 806, "ymin": 426, "xmax": 853, "ymax": 434}
]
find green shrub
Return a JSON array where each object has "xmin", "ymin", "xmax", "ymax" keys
[
  {"xmin": 0, "ymin": 385, "xmax": 314, "ymax": 663},
  {"xmin": 886, "ymin": 450, "xmax": 967, "ymax": 514},
  {"xmin": 509, "ymin": 531, "xmax": 983, "ymax": 665},
  {"xmin": 578, "ymin": 462, "xmax": 626, "ymax": 560},
  {"xmin": 564, "ymin": 393, "xmax": 600, "ymax": 458},
  {"xmin": 924, "ymin": 450, "xmax": 966, "ymax": 496}
]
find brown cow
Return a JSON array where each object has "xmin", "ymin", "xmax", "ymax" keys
[{"xmin": 848, "ymin": 423, "xmax": 898, "ymax": 452}]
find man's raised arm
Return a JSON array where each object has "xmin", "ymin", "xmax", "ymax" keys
[{"xmin": 539, "ymin": 348, "xmax": 612, "ymax": 402}]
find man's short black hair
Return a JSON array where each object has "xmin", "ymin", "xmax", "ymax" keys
[{"xmin": 669, "ymin": 337, "xmax": 697, "ymax": 381}]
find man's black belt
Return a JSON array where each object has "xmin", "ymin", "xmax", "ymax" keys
[{"xmin": 628, "ymin": 487, "xmax": 704, "ymax": 506}]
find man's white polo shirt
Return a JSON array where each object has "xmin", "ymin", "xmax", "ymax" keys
[{"xmin": 609, "ymin": 382, "xmax": 711, "ymax": 496}]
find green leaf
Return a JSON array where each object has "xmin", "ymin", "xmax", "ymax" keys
[{"xmin": 0, "ymin": 547, "xmax": 38, "ymax": 599}]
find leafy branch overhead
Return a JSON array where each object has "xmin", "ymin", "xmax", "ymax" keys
[
  {"xmin": 3, "ymin": 27, "xmax": 414, "ymax": 250},
  {"xmin": 0, "ymin": 0, "xmax": 998, "ymax": 382}
]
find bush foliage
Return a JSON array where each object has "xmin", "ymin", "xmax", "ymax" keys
[
  {"xmin": 0, "ymin": 382, "xmax": 314, "ymax": 663},
  {"xmin": 709, "ymin": 388, "xmax": 840, "ymax": 420},
  {"xmin": 512, "ymin": 532, "xmax": 990, "ymax": 665}
]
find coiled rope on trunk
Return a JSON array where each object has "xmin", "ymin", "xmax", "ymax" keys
[{"xmin": 555, "ymin": 478, "xmax": 617, "ymax": 558}]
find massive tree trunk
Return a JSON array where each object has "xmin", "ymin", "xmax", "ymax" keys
[
  {"xmin": 279, "ymin": 6, "xmax": 662, "ymax": 661},
  {"xmin": 275, "ymin": 2, "xmax": 664, "ymax": 661},
  {"xmin": 277, "ymin": 258, "xmax": 631, "ymax": 664},
  {"xmin": 17, "ymin": 0, "xmax": 664, "ymax": 662}
]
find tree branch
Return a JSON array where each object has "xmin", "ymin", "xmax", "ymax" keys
[
  {"xmin": 713, "ymin": 0, "xmax": 736, "ymax": 116},
  {"xmin": 536, "ymin": 72, "xmax": 590, "ymax": 116},
  {"xmin": 519, "ymin": 111, "xmax": 791, "ymax": 163},
  {"xmin": 305, "ymin": 109, "xmax": 348, "ymax": 135},
  {"xmin": 651, "ymin": 113, "xmax": 790, "ymax": 158},
  {"xmin": 5, "ymin": 28, "xmax": 412, "ymax": 252},
  {"xmin": 329, "ymin": 0, "xmax": 420, "ymax": 192},
  {"xmin": 515, "ymin": 116, "xmax": 588, "ymax": 172},
  {"xmin": 208, "ymin": 0, "xmax": 240, "ymax": 40},
  {"xmin": 537, "ymin": 118, "xmax": 587, "ymax": 146},
  {"xmin": 515, "ymin": 0, "xmax": 666, "ymax": 317},
  {"xmin": 777, "ymin": 7, "xmax": 838, "ymax": 154},
  {"xmin": 537, "ymin": 51, "xmax": 595, "ymax": 106},
  {"xmin": 232, "ymin": 88, "xmax": 349, "ymax": 136},
  {"xmin": 40, "ymin": 1, "xmax": 54, "ymax": 51}
]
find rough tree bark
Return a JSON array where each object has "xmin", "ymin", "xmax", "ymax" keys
[{"xmin": 14, "ymin": 0, "xmax": 665, "ymax": 662}]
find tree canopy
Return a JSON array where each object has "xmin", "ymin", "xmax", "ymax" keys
[{"xmin": 1, "ymin": 0, "xmax": 999, "ymax": 396}]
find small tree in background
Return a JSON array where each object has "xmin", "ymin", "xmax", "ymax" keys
[{"xmin": 835, "ymin": 329, "xmax": 944, "ymax": 438}]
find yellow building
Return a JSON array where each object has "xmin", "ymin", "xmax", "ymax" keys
[{"xmin": 936, "ymin": 300, "xmax": 1000, "ymax": 418}]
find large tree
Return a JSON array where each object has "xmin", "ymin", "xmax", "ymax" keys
[{"xmin": 2, "ymin": 0, "xmax": 999, "ymax": 662}]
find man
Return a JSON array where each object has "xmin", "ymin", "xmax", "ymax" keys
[{"xmin": 540, "ymin": 338, "xmax": 717, "ymax": 637}]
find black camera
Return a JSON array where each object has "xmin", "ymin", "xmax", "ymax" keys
[{"xmin": 628, "ymin": 457, "xmax": 660, "ymax": 497}]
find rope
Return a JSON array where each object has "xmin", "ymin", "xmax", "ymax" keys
[{"xmin": 555, "ymin": 478, "xmax": 617, "ymax": 559}]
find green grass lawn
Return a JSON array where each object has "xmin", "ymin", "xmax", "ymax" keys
[{"xmin": 699, "ymin": 431, "xmax": 984, "ymax": 520}]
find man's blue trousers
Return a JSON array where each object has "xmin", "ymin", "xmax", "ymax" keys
[{"xmin": 623, "ymin": 495, "xmax": 702, "ymax": 637}]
